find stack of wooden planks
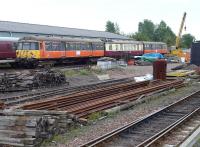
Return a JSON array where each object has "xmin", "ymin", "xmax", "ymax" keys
[
  {"xmin": 0, "ymin": 101, "xmax": 4, "ymax": 109},
  {"xmin": 0, "ymin": 110, "xmax": 80, "ymax": 147}
]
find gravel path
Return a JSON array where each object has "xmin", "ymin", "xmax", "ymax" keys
[{"xmin": 43, "ymin": 81, "xmax": 200, "ymax": 147}]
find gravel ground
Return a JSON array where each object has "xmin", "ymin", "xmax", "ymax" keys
[
  {"xmin": 42, "ymin": 81, "xmax": 200, "ymax": 147},
  {"xmin": 106, "ymin": 63, "xmax": 181, "ymax": 79}
]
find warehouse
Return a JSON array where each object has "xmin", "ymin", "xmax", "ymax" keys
[{"xmin": 0, "ymin": 21, "xmax": 128, "ymax": 40}]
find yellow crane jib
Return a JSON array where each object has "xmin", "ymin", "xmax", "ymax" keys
[{"xmin": 176, "ymin": 12, "xmax": 187, "ymax": 49}]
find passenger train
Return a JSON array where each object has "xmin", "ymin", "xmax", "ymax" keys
[{"xmin": 0, "ymin": 36, "xmax": 168, "ymax": 68}]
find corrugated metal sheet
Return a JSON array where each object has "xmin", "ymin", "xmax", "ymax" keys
[{"xmin": 0, "ymin": 21, "xmax": 128, "ymax": 39}]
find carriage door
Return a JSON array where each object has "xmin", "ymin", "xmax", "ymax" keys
[{"xmin": 90, "ymin": 42, "xmax": 93, "ymax": 57}]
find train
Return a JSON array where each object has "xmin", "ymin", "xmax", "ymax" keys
[{"xmin": 0, "ymin": 36, "xmax": 168, "ymax": 68}]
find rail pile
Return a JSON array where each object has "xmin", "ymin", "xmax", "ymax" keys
[
  {"xmin": 81, "ymin": 90, "xmax": 200, "ymax": 147},
  {"xmin": 1, "ymin": 78, "xmax": 135, "ymax": 106},
  {"xmin": 15, "ymin": 79, "xmax": 184, "ymax": 118},
  {"xmin": 0, "ymin": 70, "xmax": 66, "ymax": 92}
]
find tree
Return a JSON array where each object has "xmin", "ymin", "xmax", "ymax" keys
[
  {"xmin": 181, "ymin": 34, "xmax": 195, "ymax": 48},
  {"xmin": 138, "ymin": 19, "xmax": 155, "ymax": 41},
  {"xmin": 105, "ymin": 21, "xmax": 116, "ymax": 33},
  {"xmin": 115, "ymin": 23, "xmax": 120, "ymax": 34},
  {"xmin": 129, "ymin": 32, "xmax": 149, "ymax": 41},
  {"xmin": 154, "ymin": 21, "xmax": 176, "ymax": 46}
]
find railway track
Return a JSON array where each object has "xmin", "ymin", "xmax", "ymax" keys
[
  {"xmin": 146, "ymin": 108, "xmax": 200, "ymax": 147},
  {"xmin": 81, "ymin": 90, "xmax": 200, "ymax": 147},
  {"xmin": 14, "ymin": 79, "xmax": 183, "ymax": 118}
]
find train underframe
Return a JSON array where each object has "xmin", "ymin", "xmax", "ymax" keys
[{"xmin": 11, "ymin": 57, "xmax": 100, "ymax": 68}]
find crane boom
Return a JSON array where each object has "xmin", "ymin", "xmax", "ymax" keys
[{"xmin": 176, "ymin": 12, "xmax": 187, "ymax": 49}]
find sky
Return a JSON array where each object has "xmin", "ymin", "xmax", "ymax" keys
[{"xmin": 0, "ymin": 0, "xmax": 199, "ymax": 39}]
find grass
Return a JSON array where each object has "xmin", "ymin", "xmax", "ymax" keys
[
  {"xmin": 64, "ymin": 67, "xmax": 105, "ymax": 77},
  {"xmin": 41, "ymin": 110, "xmax": 117, "ymax": 147}
]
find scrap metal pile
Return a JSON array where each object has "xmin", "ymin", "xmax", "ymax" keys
[{"xmin": 0, "ymin": 70, "xmax": 66, "ymax": 92}]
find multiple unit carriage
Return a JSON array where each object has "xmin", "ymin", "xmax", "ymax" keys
[{"xmin": 0, "ymin": 36, "xmax": 168, "ymax": 67}]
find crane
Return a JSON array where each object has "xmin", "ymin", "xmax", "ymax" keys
[
  {"xmin": 176, "ymin": 12, "xmax": 187, "ymax": 49},
  {"xmin": 171, "ymin": 12, "xmax": 189, "ymax": 62}
]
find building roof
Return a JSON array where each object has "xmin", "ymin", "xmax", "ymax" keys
[{"xmin": 0, "ymin": 21, "xmax": 128, "ymax": 39}]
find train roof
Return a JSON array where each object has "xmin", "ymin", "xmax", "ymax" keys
[
  {"xmin": 19, "ymin": 36, "xmax": 103, "ymax": 43},
  {"xmin": 106, "ymin": 40, "xmax": 142, "ymax": 44},
  {"xmin": 143, "ymin": 41, "xmax": 167, "ymax": 45},
  {"xmin": 0, "ymin": 37, "xmax": 19, "ymax": 42}
]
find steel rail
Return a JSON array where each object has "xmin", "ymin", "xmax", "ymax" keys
[
  {"xmin": 145, "ymin": 107, "xmax": 200, "ymax": 147},
  {"xmin": 2, "ymin": 78, "xmax": 136, "ymax": 106},
  {"xmin": 16, "ymin": 79, "xmax": 183, "ymax": 118}
]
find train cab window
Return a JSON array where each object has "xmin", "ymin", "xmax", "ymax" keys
[
  {"xmin": 30, "ymin": 42, "xmax": 39, "ymax": 50},
  {"xmin": 17, "ymin": 42, "xmax": 23, "ymax": 50},
  {"xmin": 23, "ymin": 42, "xmax": 30, "ymax": 50}
]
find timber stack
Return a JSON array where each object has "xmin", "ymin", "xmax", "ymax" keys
[{"xmin": 0, "ymin": 110, "xmax": 79, "ymax": 147}]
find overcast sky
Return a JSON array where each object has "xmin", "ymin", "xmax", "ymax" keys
[{"xmin": 0, "ymin": 0, "xmax": 199, "ymax": 39}]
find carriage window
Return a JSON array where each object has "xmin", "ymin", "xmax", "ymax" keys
[
  {"xmin": 109, "ymin": 44, "xmax": 112, "ymax": 50},
  {"xmin": 45, "ymin": 42, "xmax": 52, "ymax": 50},
  {"xmin": 45, "ymin": 42, "xmax": 65, "ymax": 51},
  {"xmin": 52, "ymin": 42, "xmax": 61, "ymax": 51},
  {"xmin": 22, "ymin": 42, "xmax": 30, "ymax": 50},
  {"xmin": 80, "ymin": 43, "xmax": 86, "ymax": 50},
  {"xmin": 68, "ymin": 43, "xmax": 76, "ymax": 50},
  {"xmin": 93, "ymin": 43, "xmax": 104, "ymax": 50},
  {"xmin": 120, "ymin": 44, "xmax": 123, "ymax": 50},
  {"xmin": 61, "ymin": 42, "xmax": 66, "ymax": 50},
  {"xmin": 30, "ymin": 42, "xmax": 39, "ymax": 50},
  {"xmin": 116, "ymin": 44, "xmax": 119, "ymax": 51}
]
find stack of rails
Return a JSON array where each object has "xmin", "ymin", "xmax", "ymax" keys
[
  {"xmin": 1, "ymin": 77, "xmax": 135, "ymax": 106},
  {"xmin": 14, "ymin": 79, "xmax": 184, "ymax": 118}
]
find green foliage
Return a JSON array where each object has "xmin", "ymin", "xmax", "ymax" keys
[
  {"xmin": 106, "ymin": 21, "xmax": 116, "ymax": 33},
  {"xmin": 105, "ymin": 21, "xmax": 120, "ymax": 34},
  {"xmin": 115, "ymin": 23, "xmax": 120, "ymax": 34},
  {"xmin": 130, "ymin": 20, "xmax": 177, "ymax": 46},
  {"xmin": 154, "ymin": 21, "xmax": 176, "ymax": 46},
  {"xmin": 138, "ymin": 19, "xmax": 155, "ymax": 41},
  {"xmin": 181, "ymin": 33, "xmax": 195, "ymax": 48}
]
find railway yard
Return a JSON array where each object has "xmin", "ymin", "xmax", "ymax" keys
[
  {"xmin": 0, "ymin": 0, "xmax": 200, "ymax": 146},
  {"xmin": 0, "ymin": 62, "xmax": 200, "ymax": 147}
]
